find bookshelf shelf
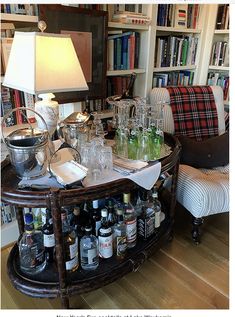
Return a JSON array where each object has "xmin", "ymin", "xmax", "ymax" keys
[
  {"xmin": 214, "ymin": 29, "xmax": 229, "ymax": 34},
  {"xmin": 155, "ymin": 26, "xmax": 201, "ymax": 34},
  {"xmin": 208, "ymin": 66, "xmax": 229, "ymax": 71},
  {"xmin": 108, "ymin": 21, "xmax": 149, "ymax": 31},
  {"xmin": 153, "ymin": 65, "xmax": 197, "ymax": 73},
  {"xmin": 1, "ymin": 219, "xmax": 19, "ymax": 248},
  {"xmin": 1, "ymin": 13, "xmax": 38, "ymax": 23},
  {"xmin": 107, "ymin": 69, "xmax": 145, "ymax": 76}
]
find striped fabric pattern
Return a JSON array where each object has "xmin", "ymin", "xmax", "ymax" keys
[
  {"xmin": 167, "ymin": 86, "xmax": 219, "ymax": 141},
  {"xmin": 176, "ymin": 164, "xmax": 229, "ymax": 218}
]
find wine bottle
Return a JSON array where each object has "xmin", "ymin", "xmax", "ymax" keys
[{"xmin": 112, "ymin": 72, "xmax": 137, "ymax": 101}]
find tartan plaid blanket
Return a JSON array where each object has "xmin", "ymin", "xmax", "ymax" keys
[{"xmin": 167, "ymin": 86, "xmax": 219, "ymax": 141}]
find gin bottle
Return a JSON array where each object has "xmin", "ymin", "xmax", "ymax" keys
[
  {"xmin": 61, "ymin": 210, "xmax": 79, "ymax": 272},
  {"xmin": 80, "ymin": 226, "xmax": 99, "ymax": 270},
  {"xmin": 113, "ymin": 208, "xmax": 127, "ymax": 259},
  {"xmin": 18, "ymin": 213, "xmax": 46, "ymax": 275},
  {"xmin": 123, "ymin": 193, "xmax": 137, "ymax": 248}
]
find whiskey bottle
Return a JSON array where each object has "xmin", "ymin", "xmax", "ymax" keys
[
  {"xmin": 42, "ymin": 209, "xmax": 55, "ymax": 263},
  {"xmin": 98, "ymin": 208, "xmax": 113, "ymax": 258},
  {"xmin": 70, "ymin": 206, "xmax": 84, "ymax": 240},
  {"xmin": 18, "ymin": 213, "xmax": 46, "ymax": 275},
  {"xmin": 80, "ymin": 226, "xmax": 99, "ymax": 270},
  {"xmin": 113, "ymin": 208, "xmax": 127, "ymax": 260},
  {"xmin": 137, "ymin": 190, "xmax": 155, "ymax": 239},
  {"xmin": 123, "ymin": 193, "xmax": 137, "ymax": 248},
  {"xmin": 107, "ymin": 199, "xmax": 116, "ymax": 230},
  {"xmin": 61, "ymin": 209, "xmax": 79, "ymax": 272}
]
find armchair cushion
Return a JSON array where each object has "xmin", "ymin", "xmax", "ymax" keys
[{"xmin": 178, "ymin": 132, "xmax": 229, "ymax": 168}]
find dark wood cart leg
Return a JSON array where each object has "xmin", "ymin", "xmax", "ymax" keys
[{"xmin": 49, "ymin": 189, "xmax": 70, "ymax": 309}]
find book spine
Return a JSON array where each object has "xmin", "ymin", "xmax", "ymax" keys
[{"xmin": 107, "ymin": 39, "xmax": 114, "ymax": 71}]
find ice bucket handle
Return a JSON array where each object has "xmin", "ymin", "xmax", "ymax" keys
[{"xmin": 1, "ymin": 107, "xmax": 49, "ymax": 144}]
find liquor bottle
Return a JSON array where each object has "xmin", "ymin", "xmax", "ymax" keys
[
  {"xmin": 137, "ymin": 190, "xmax": 155, "ymax": 239},
  {"xmin": 113, "ymin": 208, "xmax": 127, "ymax": 260},
  {"xmin": 18, "ymin": 213, "xmax": 46, "ymax": 275},
  {"xmin": 152, "ymin": 188, "xmax": 162, "ymax": 229},
  {"xmin": 112, "ymin": 72, "xmax": 137, "ymax": 101},
  {"xmin": 107, "ymin": 199, "xmax": 116, "ymax": 230},
  {"xmin": 42, "ymin": 209, "xmax": 55, "ymax": 263},
  {"xmin": 98, "ymin": 208, "xmax": 113, "ymax": 258},
  {"xmin": 70, "ymin": 206, "xmax": 84, "ymax": 242},
  {"xmin": 123, "ymin": 193, "xmax": 137, "ymax": 248},
  {"xmin": 80, "ymin": 226, "xmax": 99, "ymax": 270},
  {"xmin": 91, "ymin": 200, "xmax": 101, "ymax": 237},
  {"xmin": 61, "ymin": 209, "xmax": 79, "ymax": 272}
]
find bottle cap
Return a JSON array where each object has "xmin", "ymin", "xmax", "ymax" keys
[
  {"xmin": 73, "ymin": 207, "xmax": 80, "ymax": 216},
  {"xmin": 24, "ymin": 213, "xmax": 33, "ymax": 225},
  {"xmin": 85, "ymin": 226, "xmax": 92, "ymax": 233},
  {"xmin": 123, "ymin": 193, "xmax": 130, "ymax": 203},
  {"xmin": 92, "ymin": 200, "xmax": 99, "ymax": 209},
  {"xmin": 116, "ymin": 208, "xmax": 123, "ymax": 215},
  {"xmin": 101, "ymin": 208, "xmax": 108, "ymax": 217}
]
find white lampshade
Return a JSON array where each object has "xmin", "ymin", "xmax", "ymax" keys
[{"xmin": 3, "ymin": 31, "xmax": 88, "ymax": 94}]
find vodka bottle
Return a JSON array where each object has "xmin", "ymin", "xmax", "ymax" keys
[
  {"xmin": 42, "ymin": 209, "xmax": 55, "ymax": 263},
  {"xmin": 61, "ymin": 210, "xmax": 79, "ymax": 272},
  {"xmin": 123, "ymin": 193, "xmax": 137, "ymax": 248},
  {"xmin": 80, "ymin": 226, "xmax": 99, "ymax": 270},
  {"xmin": 98, "ymin": 208, "xmax": 113, "ymax": 258},
  {"xmin": 18, "ymin": 213, "xmax": 46, "ymax": 275}
]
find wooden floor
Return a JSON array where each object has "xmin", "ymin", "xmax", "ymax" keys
[{"xmin": 1, "ymin": 205, "xmax": 229, "ymax": 309}]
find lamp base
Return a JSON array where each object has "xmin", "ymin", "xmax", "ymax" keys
[{"xmin": 35, "ymin": 93, "xmax": 59, "ymax": 138}]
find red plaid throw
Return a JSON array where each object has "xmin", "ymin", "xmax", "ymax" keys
[{"xmin": 167, "ymin": 86, "xmax": 219, "ymax": 141}]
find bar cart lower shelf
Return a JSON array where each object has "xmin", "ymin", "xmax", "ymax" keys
[{"xmin": 2, "ymin": 133, "xmax": 181, "ymax": 309}]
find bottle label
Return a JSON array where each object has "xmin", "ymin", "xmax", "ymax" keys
[
  {"xmin": 98, "ymin": 235, "xmax": 113, "ymax": 258},
  {"xmin": 99, "ymin": 227, "xmax": 112, "ymax": 235},
  {"xmin": 43, "ymin": 233, "xmax": 55, "ymax": 247},
  {"xmin": 88, "ymin": 248, "xmax": 98, "ymax": 264},
  {"xmin": 66, "ymin": 255, "xmax": 78, "ymax": 271},
  {"xmin": 126, "ymin": 219, "xmax": 137, "ymax": 243},
  {"xmin": 34, "ymin": 248, "xmax": 45, "ymax": 267},
  {"xmin": 116, "ymin": 236, "xmax": 127, "ymax": 257},
  {"xmin": 95, "ymin": 220, "xmax": 101, "ymax": 236},
  {"xmin": 69, "ymin": 237, "xmax": 78, "ymax": 259}
]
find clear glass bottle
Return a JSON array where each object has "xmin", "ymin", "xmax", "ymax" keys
[
  {"xmin": 18, "ymin": 213, "xmax": 46, "ymax": 275},
  {"xmin": 137, "ymin": 190, "xmax": 155, "ymax": 239},
  {"xmin": 113, "ymin": 208, "xmax": 127, "ymax": 260},
  {"xmin": 98, "ymin": 208, "xmax": 113, "ymax": 258},
  {"xmin": 42, "ymin": 209, "xmax": 55, "ymax": 263},
  {"xmin": 61, "ymin": 209, "xmax": 79, "ymax": 272},
  {"xmin": 123, "ymin": 193, "xmax": 137, "ymax": 248},
  {"xmin": 80, "ymin": 226, "xmax": 99, "ymax": 270}
]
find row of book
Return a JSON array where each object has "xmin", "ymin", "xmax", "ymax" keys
[
  {"xmin": 155, "ymin": 35, "xmax": 198, "ymax": 68},
  {"xmin": 1, "ymin": 3, "xmax": 39, "ymax": 16},
  {"xmin": 1, "ymin": 86, "xmax": 36, "ymax": 127},
  {"xmin": 216, "ymin": 4, "xmax": 229, "ymax": 30},
  {"xmin": 207, "ymin": 72, "xmax": 229, "ymax": 101},
  {"xmin": 1, "ymin": 203, "xmax": 16, "ymax": 225},
  {"xmin": 107, "ymin": 31, "xmax": 140, "ymax": 71},
  {"xmin": 210, "ymin": 41, "xmax": 229, "ymax": 67},
  {"xmin": 152, "ymin": 70, "xmax": 194, "ymax": 88},
  {"xmin": 107, "ymin": 75, "xmax": 131, "ymax": 97},
  {"xmin": 157, "ymin": 4, "xmax": 200, "ymax": 29}
]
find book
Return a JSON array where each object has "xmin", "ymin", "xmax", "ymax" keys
[
  {"xmin": 107, "ymin": 39, "xmax": 114, "ymax": 71},
  {"xmin": 174, "ymin": 4, "xmax": 188, "ymax": 29},
  {"xmin": 1, "ymin": 38, "xmax": 13, "ymax": 72}
]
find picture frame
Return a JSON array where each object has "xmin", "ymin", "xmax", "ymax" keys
[{"xmin": 39, "ymin": 4, "xmax": 108, "ymax": 104}]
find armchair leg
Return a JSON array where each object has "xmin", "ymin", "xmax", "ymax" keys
[{"xmin": 191, "ymin": 217, "xmax": 204, "ymax": 245}]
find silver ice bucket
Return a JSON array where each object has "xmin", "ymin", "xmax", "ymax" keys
[{"xmin": 2, "ymin": 107, "xmax": 50, "ymax": 179}]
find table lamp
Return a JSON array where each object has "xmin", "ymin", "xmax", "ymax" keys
[{"xmin": 3, "ymin": 25, "xmax": 88, "ymax": 141}]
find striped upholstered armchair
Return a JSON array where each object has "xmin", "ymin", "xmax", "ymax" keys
[{"xmin": 150, "ymin": 86, "xmax": 229, "ymax": 244}]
